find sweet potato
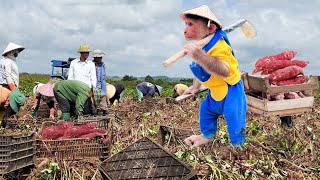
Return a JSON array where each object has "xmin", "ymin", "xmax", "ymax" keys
[
  {"xmin": 78, "ymin": 131, "xmax": 106, "ymax": 139},
  {"xmin": 42, "ymin": 122, "xmax": 74, "ymax": 140},
  {"xmin": 255, "ymin": 50, "xmax": 297, "ymax": 68},
  {"xmin": 284, "ymin": 92, "xmax": 300, "ymax": 99},
  {"xmin": 273, "ymin": 75, "xmax": 308, "ymax": 86},
  {"xmin": 63, "ymin": 125, "xmax": 97, "ymax": 138},
  {"xmin": 269, "ymin": 66, "xmax": 304, "ymax": 82},
  {"xmin": 270, "ymin": 93, "xmax": 285, "ymax": 101},
  {"xmin": 291, "ymin": 60, "xmax": 309, "ymax": 68},
  {"xmin": 261, "ymin": 59, "xmax": 293, "ymax": 72}
]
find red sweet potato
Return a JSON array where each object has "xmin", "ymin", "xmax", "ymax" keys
[
  {"xmin": 272, "ymin": 50, "xmax": 297, "ymax": 60},
  {"xmin": 255, "ymin": 50, "xmax": 297, "ymax": 68},
  {"xmin": 291, "ymin": 60, "xmax": 309, "ymax": 68},
  {"xmin": 273, "ymin": 75, "xmax": 308, "ymax": 86},
  {"xmin": 63, "ymin": 125, "xmax": 97, "ymax": 138},
  {"xmin": 255, "ymin": 60, "xmax": 293, "ymax": 74},
  {"xmin": 42, "ymin": 122, "xmax": 74, "ymax": 140},
  {"xmin": 78, "ymin": 132, "xmax": 106, "ymax": 139},
  {"xmin": 269, "ymin": 66, "xmax": 304, "ymax": 82}
]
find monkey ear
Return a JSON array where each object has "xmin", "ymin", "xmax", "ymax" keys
[{"xmin": 208, "ymin": 23, "xmax": 217, "ymax": 33}]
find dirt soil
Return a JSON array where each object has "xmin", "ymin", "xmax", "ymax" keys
[{"xmin": 3, "ymin": 96, "xmax": 320, "ymax": 179}]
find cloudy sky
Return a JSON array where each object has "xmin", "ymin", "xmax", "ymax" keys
[{"xmin": 1, "ymin": 0, "xmax": 319, "ymax": 78}]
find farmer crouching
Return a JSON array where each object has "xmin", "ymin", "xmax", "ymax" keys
[
  {"xmin": 0, "ymin": 87, "xmax": 25, "ymax": 126},
  {"xmin": 53, "ymin": 80, "xmax": 103, "ymax": 121},
  {"xmin": 106, "ymin": 83, "xmax": 125, "ymax": 105},
  {"xmin": 31, "ymin": 82, "xmax": 56, "ymax": 119},
  {"xmin": 136, "ymin": 82, "xmax": 162, "ymax": 102},
  {"xmin": 172, "ymin": 83, "xmax": 188, "ymax": 98}
]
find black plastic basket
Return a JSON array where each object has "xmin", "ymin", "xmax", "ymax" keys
[
  {"xmin": 100, "ymin": 137, "xmax": 197, "ymax": 180},
  {"xmin": 0, "ymin": 131, "xmax": 36, "ymax": 175}
]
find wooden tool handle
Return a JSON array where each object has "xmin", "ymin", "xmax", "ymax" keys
[
  {"xmin": 162, "ymin": 50, "xmax": 186, "ymax": 67},
  {"xmin": 162, "ymin": 34, "xmax": 213, "ymax": 68}
]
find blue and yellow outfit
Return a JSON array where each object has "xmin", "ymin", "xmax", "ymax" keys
[{"xmin": 190, "ymin": 29, "xmax": 247, "ymax": 146}]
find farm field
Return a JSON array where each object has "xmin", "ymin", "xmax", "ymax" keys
[{"xmin": 4, "ymin": 74, "xmax": 320, "ymax": 179}]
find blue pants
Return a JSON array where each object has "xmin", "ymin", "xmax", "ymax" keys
[{"xmin": 199, "ymin": 80, "xmax": 247, "ymax": 146}]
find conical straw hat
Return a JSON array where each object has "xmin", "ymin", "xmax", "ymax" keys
[
  {"xmin": 174, "ymin": 84, "xmax": 188, "ymax": 96},
  {"xmin": 180, "ymin": 5, "xmax": 222, "ymax": 28},
  {"xmin": 2, "ymin": 42, "xmax": 24, "ymax": 56},
  {"xmin": 106, "ymin": 84, "xmax": 116, "ymax": 100}
]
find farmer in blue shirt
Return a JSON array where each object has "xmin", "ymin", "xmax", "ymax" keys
[
  {"xmin": 92, "ymin": 49, "xmax": 108, "ymax": 115},
  {"xmin": 136, "ymin": 82, "xmax": 162, "ymax": 102}
]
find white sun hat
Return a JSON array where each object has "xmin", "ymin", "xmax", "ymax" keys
[
  {"xmin": 92, "ymin": 49, "xmax": 105, "ymax": 58},
  {"xmin": 106, "ymin": 83, "xmax": 116, "ymax": 100},
  {"xmin": 2, "ymin": 42, "xmax": 25, "ymax": 56},
  {"xmin": 180, "ymin": 5, "xmax": 223, "ymax": 28}
]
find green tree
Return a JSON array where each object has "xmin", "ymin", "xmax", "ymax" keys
[
  {"xmin": 122, "ymin": 75, "xmax": 137, "ymax": 81},
  {"xmin": 145, "ymin": 75, "xmax": 154, "ymax": 82}
]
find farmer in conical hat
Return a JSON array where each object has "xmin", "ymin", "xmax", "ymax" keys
[
  {"xmin": 92, "ymin": 49, "xmax": 108, "ymax": 115},
  {"xmin": 106, "ymin": 83, "xmax": 125, "ymax": 105},
  {"xmin": 1, "ymin": 42, "xmax": 25, "ymax": 90},
  {"xmin": 136, "ymin": 82, "xmax": 162, "ymax": 102},
  {"xmin": 172, "ymin": 83, "xmax": 189, "ymax": 98},
  {"xmin": 0, "ymin": 87, "xmax": 25, "ymax": 126},
  {"xmin": 179, "ymin": 5, "xmax": 247, "ymax": 148},
  {"xmin": 31, "ymin": 79, "xmax": 58, "ymax": 119},
  {"xmin": 67, "ymin": 44, "xmax": 97, "ymax": 88}
]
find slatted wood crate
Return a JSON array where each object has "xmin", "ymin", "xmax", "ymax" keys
[{"xmin": 242, "ymin": 73, "xmax": 319, "ymax": 116}]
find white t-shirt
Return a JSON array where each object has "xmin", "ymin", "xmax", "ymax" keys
[{"xmin": 67, "ymin": 59, "xmax": 97, "ymax": 88}]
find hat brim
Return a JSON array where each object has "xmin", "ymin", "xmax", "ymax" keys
[
  {"xmin": 93, "ymin": 55, "xmax": 104, "ymax": 58},
  {"xmin": 106, "ymin": 84, "xmax": 116, "ymax": 99},
  {"xmin": 38, "ymin": 84, "xmax": 54, "ymax": 97}
]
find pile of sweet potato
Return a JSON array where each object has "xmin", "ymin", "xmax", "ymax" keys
[
  {"xmin": 252, "ymin": 50, "xmax": 312, "ymax": 100},
  {"xmin": 41, "ymin": 122, "xmax": 108, "ymax": 140}
]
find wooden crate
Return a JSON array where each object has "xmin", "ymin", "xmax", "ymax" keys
[
  {"xmin": 246, "ymin": 95, "xmax": 314, "ymax": 116},
  {"xmin": 242, "ymin": 73, "xmax": 319, "ymax": 116},
  {"xmin": 242, "ymin": 73, "xmax": 319, "ymax": 95}
]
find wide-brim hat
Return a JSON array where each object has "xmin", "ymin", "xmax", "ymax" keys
[
  {"xmin": 106, "ymin": 84, "xmax": 116, "ymax": 100},
  {"xmin": 155, "ymin": 85, "xmax": 163, "ymax": 96},
  {"xmin": 180, "ymin": 5, "xmax": 222, "ymax": 29},
  {"xmin": 38, "ymin": 83, "xmax": 54, "ymax": 97},
  {"xmin": 78, "ymin": 43, "xmax": 91, "ymax": 53},
  {"xmin": 2, "ymin": 42, "xmax": 25, "ymax": 56},
  {"xmin": 9, "ymin": 89, "xmax": 25, "ymax": 113},
  {"xmin": 175, "ymin": 84, "xmax": 188, "ymax": 96},
  {"xmin": 92, "ymin": 49, "xmax": 105, "ymax": 58}
]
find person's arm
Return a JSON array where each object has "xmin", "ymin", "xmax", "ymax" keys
[
  {"xmin": 184, "ymin": 43, "xmax": 230, "ymax": 78},
  {"xmin": 183, "ymin": 78, "xmax": 201, "ymax": 95},
  {"xmin": 90, "ymin": 63, "xmax": 97, "ymax": 88},
  {"xmin": 3, "ymin": 61, "xmax": 15, "ymax": 90},
  {"xmin": 67, "ymin": 62, "xmax": 74, "ymax": 80}
]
